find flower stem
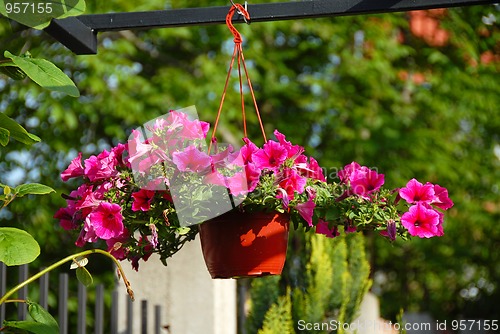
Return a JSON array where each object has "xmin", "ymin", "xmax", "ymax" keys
[{"xmin": 0, "ymin": 249, "xmax": 134, "ymax": 305}]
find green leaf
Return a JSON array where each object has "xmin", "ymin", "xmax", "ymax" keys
[
  {"xmin": 0, "ymin": 227, "xmax": 40, "ymax": 266},
  {"xmin": 27, "ymin": 301, "xmax": 59, "ymax": 333},
  {"xmin": 0, "ymin": 0, "xmax": 86, "ymax": 30},
  {"xmin": 0, "ymin": 62, "xmax": 27, "ymax": 80},
  {"xmin": 76, "ymin": 267, "xmax": 93, "ymax": 287},
  {"xmin": 14, "ymin": 183, "xmax": 55, "ymax": 197},
  {"xmin": 4, "ymin": 51, "xmax": 80, "ymax": 97},
  {"xmin": 0, "ymin": 113, "xmax": 41, "ymax": 146},
  {"xmin": 2, "ymin": 320, "xmax": 58, "ymax": 334},
  {"xmin": 0, "ymin": 126, "xmax": 9, "ymax": 146}
]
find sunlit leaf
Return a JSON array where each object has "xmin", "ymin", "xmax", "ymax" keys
[
  {"xmin": 0, "ymin": 112, "xmax": 41, "ymax": 146},
  {"xmin": 4, "ymin": 51, "xmax": 80, "ymax": 97},
  {"xmin": 14, "ymin": 183, "xmax": 55, "ymax": 197},
  {"xmin": 0, "ymin": 227, "xmax": 40, "ymax": 266}
]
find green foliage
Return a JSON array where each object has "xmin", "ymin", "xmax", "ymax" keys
[
  {"xmin": 246, "ymin": 276, "xmax": 281, "ymax": 334},
  {"xmin": 0, "ymin": 0, "xmax": 86, "ymax": 30},
  {"xmin": 3, "ymin": 51, "xmax": 79, "ymax": 97},
  {"xmin": 0, "ymin": 227, "xmax": 40, "ymax": 265},
  {"xmin": 257, "ymin": 291, "xmax": 295, "ymax": 334},
  {"xmin": 247, "ymin": 232, "xmax": 371, "ymax": 334},
  {"xmin": 0, "ymin": 113, "xmax": 40, "ymax": 146},
  {"xmin": 75, "ymin": 266, "xmax": 93, "ymax": 287}
]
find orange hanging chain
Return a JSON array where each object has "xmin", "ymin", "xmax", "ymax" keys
[{"xmin": 209, "ymin": 3, "xmax": 267, "ymax": 153}]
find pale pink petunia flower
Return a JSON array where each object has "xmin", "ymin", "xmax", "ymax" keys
[{"xmin": 172, "ymin": 145, "xmax": 211, "ymax": 173}]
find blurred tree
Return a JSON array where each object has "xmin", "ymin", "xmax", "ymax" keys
[{"xmin": 1, "ymin": 0, "xmax": 499, "ymax": 323}]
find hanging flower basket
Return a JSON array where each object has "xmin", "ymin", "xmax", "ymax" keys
[
  {"xmin": 199, "ymin": 210, "xmax": 289, "ymax": 278},
  {"xmin": 55, "ymin": 3, "xmax": 454, "ymax": 276}
]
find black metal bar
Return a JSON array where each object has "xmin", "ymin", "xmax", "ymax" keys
[
  {"xmin": 126, "ymin": 295, "xmax": 133, "ymax": 334},
  {"xmin": 17, "ymin": 264, "xmax": 28, "ymax": 320},
  {"xmin": 77, "ymin": 283, "xmax": 87, "ymax": 334},
  {"xmin": 141, "ymin": 300, "xmax": 148, "ymax": 334},
  {"xmin": 39, "ymin": 269, "xmax": 49, "ymax": 309},
  {"xmin": 45, "ymin": 0, "xmax": 497, "ymax": 55},
  {"xmin": 110, "ymin": 290, "xmax": 119, "ymax": 334},
  {"xmin": 154, "ymin": 305, "xmax": 161, "ymax": 334},
  {"xmin": 95, "ymin": 285, "xmax": 104, "ymax": 334},
  {"xmin": 44, "ymin": 16, "xmax": 97, "ymax": 55},
  {"xmin": 58, "ymin": 273, "xmax": 69, "ymax": 334}
]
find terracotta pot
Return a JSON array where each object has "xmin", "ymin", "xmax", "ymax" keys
[{"xmin": 199, "ymin": 210, "xmax": 290, "ymax": 279}]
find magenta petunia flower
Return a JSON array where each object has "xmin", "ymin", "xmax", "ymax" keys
[
  {"xmin": 279, "ymin": 168, "xmax": 307, "ymax": 199},
  {"xmin": 241, "ymin": 138, "xmax": 259, "ymax": 163},
  {"xmin": 399, "ymin": 178, "xmax": 435, "ymax": 204},
  {"xmin": 401, "ymin": 203, "xmax": 442, "ymax": 238},
  {"xmin": 245, "ymin": 162, "xmax": 261, "ymax": 192},
  {"xmin": 431, "ymin": 184, "xmax": 454, "ymax": 210},
  {"xmin": 350, "ymin": 168, "xmax": 385, "ymax": 198},
  {"xmin": 132, "ymin": 189, "xmax": 156, "ymax": 212},
  {"xmin": 84, "ymin": 150, "xmax": 119, "ymax": 182},
  {"xmin": 252, "ymin": 140, "xmax": 288, "ymax": 170},
  {"xmin": 296, "ymin": 197, "xmax": 316, "ymax": 227},
  {"xmin": 273, "ymin": 130, "xmax": 303, "ymax": 158},
  {"xmin": 127, "ymin": 129, "xmax": 154, "ymax": 167},
  {"xmin": 61, "ymin": 152, "xmax": 85, "ymax": 181},
  {"xmin": 172, "ymin": 145, "xmax": 211, "ymax": 173},
  {"xmin": 315, "ymin": 220, "xmax": 340, "ymax": 238},
  {"xmin": 338, "ymin": 162, "xmax": 362, "ymax": 183},
  {"xmin": 87, "ymin": 202, "xmax": 124, "ymax": 240}
]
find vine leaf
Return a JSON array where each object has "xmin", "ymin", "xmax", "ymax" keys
[
  {"xmin": 14, "ymin": 183, "xmax": 56, "ymax": 197},
  {"xmin": 0, "ymin": 227, "xmax": 40, "ymax": 266},
  {"xmin": 0, "ymin": 112, "xmax": 41, "ymax": 146},
  {"xmin": 4, "ymin": 51, "xmax": 80, "ymax": 97},
  {"xmin": 76, "ymin": 266, "xmax": 93, "ymax": 287}
]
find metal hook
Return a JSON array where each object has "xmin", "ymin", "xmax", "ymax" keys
[{"xmin": 229, "ymin": 0, "xmax": 249, "ymax": 24}]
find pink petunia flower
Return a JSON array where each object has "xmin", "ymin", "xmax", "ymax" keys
[
  {"xmin": 401, "ymin": 203, "xmax": 442, "ymax": 238},
  {"xmin": 132, "ymin": 189, "xmax": 156, "ymax": 212},
  {"xmin": 273, "ymin": 130, "xmax": 304, "ymax": 159},
  {"xmin": 127, "ymin": 129, "xmax": 155, "ymax": 167},
  {"xmin": 61, "ymin": 152, "xmax": 85, "ymax": 181},
  {"xmin": 338, "ymin": 162, "xmax": 362, "ymax": 183},
  {"xmin": 296, "ymin": 197, "xmax": 316, "ymax": 227},
  {"xmin": 172, "ymin": 145, "xmax": 211, "ymax": 173},
  {"xmin": 431, "ymin": 184, "xmax": 454, "ymax": 210},
  {"xmin": 241, "ymin": 138, "xmax": 259, "ymax": 163},
  {"xmin": 315, "ymin": 220, "xmax": 340, "ymax": 238},
  {"xmin": 399, "ymin": 178, "xmax": 435, "ymax": 204},
  {"xmin": 84, "ymin": 150, "xmax": 119, "ymax": 182},
  {"xmin": 226, "ymin": 171, "xmax": 249, "ymax": 196},
  {"xmin": 350, "ymin": 168, "xmax": 385, "ymax": 198},
  {"xmin": 252, "ymin": 140, "xmax": 288, "ymax": 171},
  {"xmin": 279, "ymin": 168, "xmax": 307, "ymax": 199},
  {"xmin": 87, "ymin": 202, "xmax": 124, "ymax": 240}
]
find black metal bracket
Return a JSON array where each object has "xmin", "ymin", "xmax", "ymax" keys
[{"xmin": 44, "ymin": 0, "xmax": 498, "ymax": 55}]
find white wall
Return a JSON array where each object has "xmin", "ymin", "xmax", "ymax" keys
[{"xmin": 116, "ymin": 239, "xmax": 237, "ymax": 334}]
